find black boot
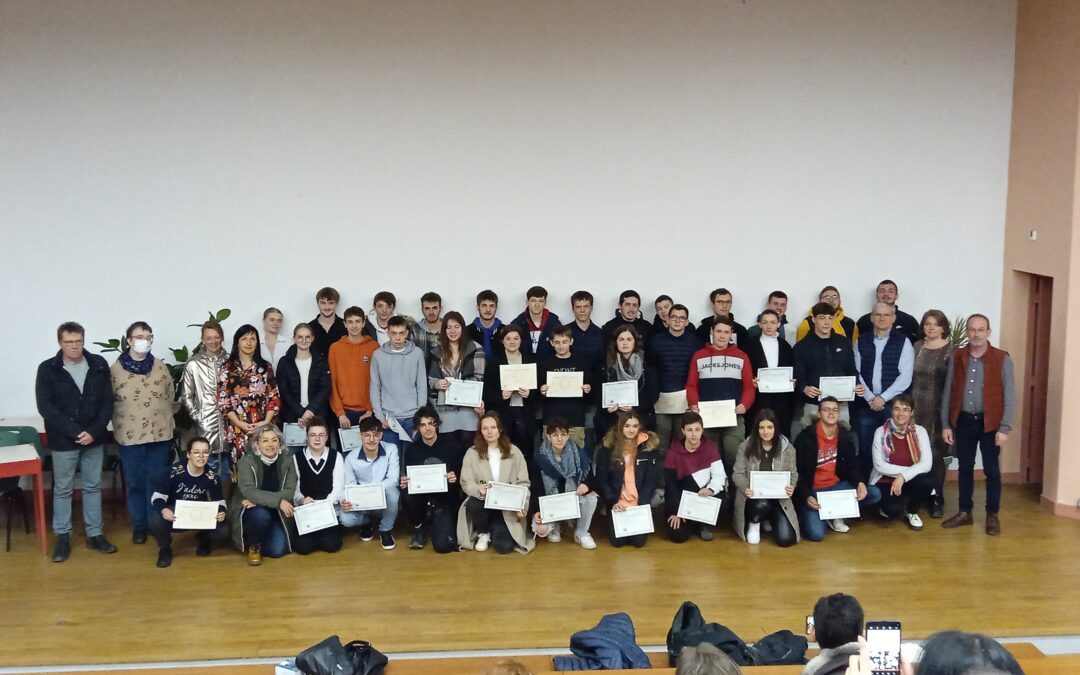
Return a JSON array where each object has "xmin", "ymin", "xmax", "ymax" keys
[
  {"xmin": 52, "ymin": 533, "xmax": 71, "ymax": 563},
  {"xmin": 929, "ymin": 493, "xmax": 944, "ymax": 518},
  {"xmin": 156, "ymin": 547, "xmax": 173, "ymax": 568},
  {"xmin": 409, "ymin": 525, "xmax": 428, "ymax": 550}
]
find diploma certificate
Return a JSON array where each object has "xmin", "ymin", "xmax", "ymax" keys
[
  {"xmin": 445, "ymin": 379, "xmax": 484, "ymax": 407},
  {"xmin": 819, "ymin": 376, "xmax": 856, "ymax": 401},
  {"xmin": 293, "ymin": 499, "xmax": 339, "ymax": 535},
  {"xmin": 750, "ymin": 471, "xmax": 792, "ymax": 499},
  {"xmin": 611, "ymin": 504, "xmax": 654, "ymax": 537},
  {"xmin": 757, "ymin": 367, "xmax": 795, "ymax": 393},
  {"xmin": 538, "ymin": 492, "xmax": 581, "ymax": 523},
  {"xmin": 406, "ymin": 463, "xmax": 448, "ymax": 494},
  {"xmin": 698, "ymin": 399, "xmax": 737, "ymax": 428},
  {"xmin": 602, "ymin": 381, "xmax": 639, "ymax": 408},
  {"xmin": 283, "ymin": 423, "xmax": 306, "ymax": 446},
  {"xmin": 338, "ymin": 428, "xmax": 362, "ymax": 453},
  {"xmin": 484, "ymin": 482, "xmax": 528, "ymax": 511},
  {"xmin": 817, "ymin": 489, "xmax": 861, "ymax": 520},
  {"xmin": 545, "ymin": 371, "xmax": 584, "ymax": 398},
  {"xmin": 344, "ymin": 484, "xmax": 387, "ymax": 511},
  {"xmin": 172, "ymin": 500, "xmax": 218, "ymax": 530},
  {"xmin": 499, "ymin": 364, "xmax": 538, "ymax": 391},
  {"xmin": 677, "ymin": 491, "xmax": 722, "ymax": 525}
]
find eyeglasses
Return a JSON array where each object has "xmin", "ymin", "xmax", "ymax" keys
[{"xmin": 669, "ymin": 316, "xmax": 688, "ymax": 322}]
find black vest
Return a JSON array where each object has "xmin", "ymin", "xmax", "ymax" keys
[
  {"xmin": 857, "ymin": 330, "xmax": 906, "ymax": 395},
  {"xmin": 295, "ymin": 448, "xmax": 339, "ymax": 500}
]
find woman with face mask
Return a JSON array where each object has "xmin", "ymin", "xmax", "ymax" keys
[{"xmin": 111, "ymin": 320, "xmax": 176, "ymax": 545}]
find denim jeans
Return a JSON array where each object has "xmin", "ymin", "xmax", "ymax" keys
[
  {"xmin": 339, "ymin": 482, "xmax": 400, "ymax": 532},
  {"xmin": 799, "ymin": 480, "xmax": 883, "ymax": 542},
  {"xmin": 241, "ymin": 506, "xmax": 289, "ymax": 557},
  {"xmin": 51, "ymin": 445, "xmax": 104, "ymax": 537},
  {"xmin": 207, "ymin": 452, "xmax": 231, "ymax": 483},
  {"xmin": 379, "ymin": 416, "xmax": 415, "ymax": 470},
  {"xmin": 856, "ymin": 400, "xmax": 891, "ymax": 482},
  {"xmin": 954, "ymin": 412, "xmax": 1002, "ymax": 513},
  {"xmin": 119, "ymin": 440, "xmax": 174, "ymax": 532}
]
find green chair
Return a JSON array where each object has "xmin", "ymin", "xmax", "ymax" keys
[{"xmin": 0, "ymin": 427, "xmax": 41, "ymax": 552}]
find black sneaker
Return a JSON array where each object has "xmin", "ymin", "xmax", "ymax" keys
[
  {"xmin": 380, "ymin": 530, "xmax": 396, "ymax": 550},
  {"xmin": 928, "ymin": 494, "xmax": 944, "ymax": 518},
  {"xmin": 196, "ymin": 534, "xmax": 212, "ymax": 557},
  {"xmin": 156, "ymin": 547, "xmax": 173, "ymax": 568},
  {"xmin": 359, "ymin": 524, "xmax": 375, "ymax": 541},
  {"xmin": 409, "ymin": 527, "xmax": 427, "ymax": 550},
  {"xmin": 52, "ymin": 533, "xmax": 71, "ymax": 563},
  {"xmin": 87, "ymin": 535, "xmax": 118, "ymax": 554},
  {"xmin": 132, "ymin": 529, "xmax": 148, "ymax": 545}
]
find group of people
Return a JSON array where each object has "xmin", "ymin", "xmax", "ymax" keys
[{"xmin": 34, "ymin": 279, "xmax": 1014, "ymax": 564}]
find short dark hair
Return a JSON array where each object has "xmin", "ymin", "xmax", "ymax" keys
[
  {"xmin": 551, "ymin": 325, "xmax": 573, "ymax": 340},
  {"xmin": 570, "ymin": 290, "xmax": 593, "ymax": 305},
  {"xmin": 186, "ymin": 436, "xmax": 211, "ymax": 452},
  {"xmin": 125, "ymin": 321, "xmax": 153, "ymax": 339},
  {"xmin": 420, "ymin": 292, "xmax": 442, "ymax": 305},
  {"xmin": 498, "ymin": 323, "xmax": 527, "ymax": 343},
  {"xmin": 711, "ymin": 316, "xmax": 734, "ymax": 329},
  {"xmin": 387, "ymin": 316, "xmax": 408, "ymax": 330},
  {"xmin": 306, "ymin": 416, "xmax": 327, "ymax": 433},
  {"xmin": 476, "ymin": 289, "xmax": 499, "ymax": 305},
  {"xmin": 812, "ymin": 593, "xmax": 864, "ymax": 649},
  {"xmin": 917, "ymin": 631, "xmax": 1023, "ymax": 675},
  {"xmin": 877, "ymin": 279, "xmax": 898, "ymax": 290},
  {"xmin": 545, "ymin": 417, "xmax": 570, "ymax": 434},
  {"xmin": 413, "ymin": 405, "xmax": 441, "ymax": 428},
  {"xmin": 811, "ymin": 302, "xmax": 836, "ymax": 317},
  {"xmin": 526, "ymin": 286, "xmax": 548, "ymax": 300},
  {"xmin": 680, "ymin": 411, "xmax": 703, "ymax": 428},
  {"xmin": 618, "ymin": 290, "xmax": 640, "ymax": 304},
  {"xmin": 892, "ymin": 393, "xmax": 916, "ymax": 412},
  {"xmin": 373, "ymin": 291, "xmax": 396, "ymax": 307},
  {"xmin": 57, "ymin": 321, "xmax": 85, "ymax": 341},
  {"xmin": 768, "ymin": 290, "xmax": 788, "ymax": 301},
  {"xmin": 710, "ymin": 288, "xmax": 732, "ymax": 302},
  {"xmin": 967, "ymin": 313, "xmax": 992, "ymax": 331},
  {"xmin": 358, "ymin": 416, "xmax": 382, "ymax": 434},
  {"xmin": 343, "ymin": 306, "xmax": 366, "ymax": 321},
  {"xmin": 920, "ymin": 309, "xmax": 951, "ymax": 337},
  {"xmin": 818, "ymin": 396, "xmax": 840, "ymax": 408},
  {"xmin": 758, "ymin": 309, "xmax": 780, "ymax": 322},
  {"xmin": 316, "ymin": 287, "xmax": 340, "ymax": 303},
  {"xmin": 654, "ymin": 294, "xmax": 673, "ymax": 306},
  {"xmin": 668, "ymin": 304, "xmax": 690, "ymax": 318}
]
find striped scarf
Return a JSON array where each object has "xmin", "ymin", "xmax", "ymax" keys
[{"xmin": 882, "ymin": 418, "xmax": 920, "ymax": 464}]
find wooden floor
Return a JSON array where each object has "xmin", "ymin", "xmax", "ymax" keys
[{"xmin": 2, "ymin": 484, "xmax": 1078, "ymax": 668}]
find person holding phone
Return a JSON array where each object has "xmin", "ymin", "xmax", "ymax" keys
[{"xmin": 801, "ymin": 593, "xmax": 864, "ymax": 675}]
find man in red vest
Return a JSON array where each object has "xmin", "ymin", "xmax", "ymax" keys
[{"xmin": 940, "ymin": 314, "xmax": 1015, "ymax": 535}]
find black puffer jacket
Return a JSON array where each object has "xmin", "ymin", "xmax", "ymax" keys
[
  {"xmin": 275, "ymin": 345, "xmax": 332, "ymax": 423},
  {"xmin": 35, "ymin": 350, "xmax": 113, "ymax": 451}
]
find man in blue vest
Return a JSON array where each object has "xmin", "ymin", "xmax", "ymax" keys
[{"xmin": 853, "ymin": 303, "xmax": 914, "ymax": 480}]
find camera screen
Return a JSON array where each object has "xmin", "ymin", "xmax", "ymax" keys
[{"xmin": 867, "ymin": 626, "xmax": 901, "ymax": 672}]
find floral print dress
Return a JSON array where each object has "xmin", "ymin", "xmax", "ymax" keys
[{"xmin": 216, "ymin": 359, "xmax": 280, "ymax": 463}]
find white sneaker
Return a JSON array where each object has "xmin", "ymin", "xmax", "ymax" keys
[
  {"xmin": 575, "ymin": 534, "xmax": 597, "ymax": 550},
  {"xmin": 548, "ymin": 526, "xmax": 562, "ymax": 543},
  {"xmin": 746, "ymin": 522, "xmax": 761, "ymax": 545},
  {"xmin": 475, "ymin": 533, "xmax": 490, "ymax": 551},
  {"xmin": 906, "ymin": 513, "xmax": 924, "ymax": 531},
  {"xmin": 828, "ymin": 518, "xmax": 850, "ymax": 533}
]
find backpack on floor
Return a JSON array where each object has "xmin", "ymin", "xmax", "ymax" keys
[{"xmin": 666, "ymin": 601, "xmax": 753, "ymax": 666}]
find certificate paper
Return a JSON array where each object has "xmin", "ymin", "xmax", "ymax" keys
[
  {"xmin": 819, "ymin": 376, "xmax": 856, "ymax": 401},
  {"xmin": 283, "ymin": 423, "xmax": 306, "ymax": 446},
  {"xmin": 344, "ymin": 484, "xmax": 387, "ymax": 511},
  {"xmin": 293, "ymin": 499, "xmax": 339, "ymax": 535},
  {"xmin": 484, "ymin": 482, "xmax": 528, "ymax": 511},
  {"xmin": 539, "ymin": 492, "xmax": 581, "ymax": 523},
  {"xmin": 445, "ymin": 379, "xmax": 484, "ymax": 407},
  {"xmin": 677, "ymin": 491, "xmax": 722, "ymax": 525},
  {"xmin": 172, "ymin": 500, "xmax": 218, "ymax": 530},
  {"xmin": 757, "ymin": 367, "xmax": 795, "ymax": 393},
  {"xmin": 602, "ymin": 381, "xmax": 639, "ymax": 408},
  {"xmin": 655, "ymin": 390, "xmax": 689, "ymax": 415},
  {"xmin": 817, "ymin": 489, "xmax": 861, "ymax": 520},
  {"xmin": 698, "ymin": 399, "xmax": 737, "ymax": 428},
  {"xmin": 545, "ymin": 371, "xmax": 584, "ymax": 398},
  {"xmin": 750, "ymin": 471, "xmax": 792, "ymax": 499},
  {"xmin": 406, "ymin": 463, "xmax": 448, "ymax": 494},
  {"xmin": 338, "ymin": 428, "xmax": 362, "ymax": 453},
  {"xmin": 500, "ymin": 364, "xmax": 538, "ymax": 391},
  {"xmin": 611, "ymin": 504, "xmax": 654, "ymax": 537}
]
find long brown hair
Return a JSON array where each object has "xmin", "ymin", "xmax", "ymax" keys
[
  {"xmin": 743, "ymin": 408, "xmax": 782, "ymax": 464},
  {"xmin": 474, "ymin": 411, "xmax": 512, "ymax": 460},
  {"xmin": 604, "ymin": 410, "xmax": 643, "ymax": 466},
  {"xmin": 605, "ymin": 325, "xmax": 641, "ymax": 369},
  {"xmin": 438, "ymin": 311, "xmax": 468, "ymax": 371}
]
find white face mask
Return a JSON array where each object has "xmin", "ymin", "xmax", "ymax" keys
[{"xmin": 132, "ymin": 338, "xmax": 152, "ymax": 355}]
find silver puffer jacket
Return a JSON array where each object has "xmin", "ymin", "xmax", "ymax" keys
[{"xmin": 180, "ymin": 349, "xmax": 228, "ymax": 453}]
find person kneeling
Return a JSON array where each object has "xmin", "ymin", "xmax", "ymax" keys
[
  {"xmin": 339, "ymin": 416, "xmax": 400, "ymax": 550},
  {"xmin": 664, "ymin": 412, "xmax": 726, "ymax": 543},
  {"xmin": 596, "ymin": 411, "xmax": 660, "ymax": 549},
  {"xmin": 150, "ymin": 436, "xmax": 228, "ymax": 568},
  {"xmin": 458, "ymin": 412, "xmax": 534, "ymax": 554},
  {"xmin": 229, "ymin": 425, "xmax": 297, "ymax": 565},
  {"xmin": 401, "ymin": 406, "xmax": 464, "ymax": 553},
  {"xmin": 290, "ymin": 417, "xmax": 345, "ymax": 555},
  {"xmin": 732, "ymin": 409, "xmax": 800, "ymax": 547},
  {"xmin": 871, "ymin": 395, "xmax": 933, "ymax": 531},
  {"xmin": 534, "ymin": 418, "xmax": 599, "ymax": 549}
]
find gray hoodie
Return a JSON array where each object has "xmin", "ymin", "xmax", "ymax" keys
[
  {"xmin": 801, "ymin": 642, "xmax": 860, "ymax": 675},
  {"xmin": 370, "ymin": 340, "xmax": 427, "ymax": 420}
]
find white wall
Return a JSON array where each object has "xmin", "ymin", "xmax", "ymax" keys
[{"xmin": 0, "ymin": 0, "xmax": 1016, "ymax": 417}]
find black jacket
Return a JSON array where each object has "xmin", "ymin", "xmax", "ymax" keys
[
  {"xmin": 308, "ymin": 315, "xmax": 347, "ymax": 359},
  {"xmin": 696, "ymin": 314, "xmax": 750, "ymax": 350},
  {"xmin": 601, "ymin": 312, "xmax": 654, "ymax": 347},
  {"xmin": 275, "ymin": 345, "xmax": 332, "ymax": 423},
  {"xmin": 856, "ymin": 306, "xmax": 922, "ymax": 344},
  {"xmin": 35, "ymin": 350, "xmax": 113, "ymax": 451},
  {"xmin": 792, "ymin": 420, "xmax": 860, "ymax": 506},
  {"xmin": 594, "ymin": 433, "xmax": 661, "ymax": 509},
  {"xmin": 482, "ymin": 350, "xmax": 539, "ymax": 418},
  {"xmin": 597, "ymin": 360, "xmax": 659, "ymax": 431},
  {"xmin": 403, "ymin": 434, "xmax": 466, "ymax": 511},
  {"xmin": 743, "ymin": 333, "xmax": 794, "ymax": 373},
  {"xmin": 792, "ymin": 332, "xmax": 858, "ymax": 405},
  {"xmin": 510, "ymin": 310, "xmax": 561, "ymax": 359}
]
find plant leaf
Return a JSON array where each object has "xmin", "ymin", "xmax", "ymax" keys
[{"xmin": 215, "ymin": 308, "xmax": 231, "ymax": 321}]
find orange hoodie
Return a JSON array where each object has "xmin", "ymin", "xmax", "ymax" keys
[{"xmin": 328, "ymin": 335, "xmax": 378, "ymax": 416}]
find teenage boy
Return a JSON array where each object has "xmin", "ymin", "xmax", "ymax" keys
[
  {"xmin": 149, "ymin": 436, "xmax": 228, "ymax": 568},
  {"xmin": 538, "ymin": 325, "xmax": 595, "ymax": 448},
  {"xmin": 568, "ymin": 290, "xmax": 605, "ymax": 377},
  {"xmin": 309, "ymin": 287, "xmax": 347, "ymax": 358},
  {"xmin": 339, "ymin": 416, "xmax": 400, "ymax": 549},
  {"xmin": 290, "ymin": 417, "xmax": 345, "ymax": 555},
  {"xmin": 686, "ymin": 317, "xmax": 755, "ymax": 472},
  {"xmin": 601, "ymin": 290, "xmax": 653, "ymax": 345},
  {"xmin": 791, "ymin": 302, "xmax": 864, "ymax": 440},
  {"xmin": 329, "ymin": 306, "xmax": 379, "ymax": 430},
  {"xmin": 695, "ymin": 288, "xmax": 749, "ymax": 348},
  {"xmin": 370, "ymin": 316, "xmax": 427, "ymax": 453},
  {"xmin": 533, "ymin": 418, "xmax": 600, "ymax": 549},
  {"xmin": 467, "ymin": 289, "xmax": 503, "ymax": 361},
  {"xmin": 36, "ymin": 321, "xmax": 117, "ymax": 562},
  {"xmin": 512, "ymin": 285, "xmax": 561, "ymax": 359},
  {"xmin": 748, "ymin": 291, "xmax": 794, "ymax": 344},
  {"xmin": 663, "ymin": 412, "xmax": 726, "ymax": 543},
  {"xmin": 855, "ymin": 279, "xmax": 922, "ymax": 344},
  {"xmin": 410, "ymin": 291, "xmax": 443, "ymax": 364},
  {"xmin": 400, "ymin": 406, "xmax": 465, "ymax": 552},
  {"xmin": 365, "ymin": 291, "xmax": 403, "ymax": 346},
  {"xmin": 646, "ymin": 303, "xmax": 704, "ymax": 452}
]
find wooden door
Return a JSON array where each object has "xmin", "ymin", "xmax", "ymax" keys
[{"xmin": 1020, "ymin": 274, "xmax": 1051, "ymax": 483}]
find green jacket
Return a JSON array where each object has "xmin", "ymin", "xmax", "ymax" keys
[{"xmin": 229, "ymin": 449, "xmax": 298, "ymax": 552}]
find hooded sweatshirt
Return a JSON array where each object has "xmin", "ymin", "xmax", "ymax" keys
[
  {"xmin": 663, "ymin": 437, "xmax": 726, "ymax": 516},
  {"xmin": 370, "ymin": 340, "xmax": 427, "ymax": 421},
  {"xmin": 328, "ymin": 335, "xmax": 378, "ymax": 416},
  {"xmin": 685, "ymin": 343, "xmax": 755, "ymax": 410}
]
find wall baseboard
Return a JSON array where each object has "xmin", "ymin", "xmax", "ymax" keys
[{"xmin": 1040, "ymin": 495, "xmax": 1080, "ymax": 519}]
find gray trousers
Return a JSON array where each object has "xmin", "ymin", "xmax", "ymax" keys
[{"xmin": 51, "ymin": 445, "xmax": 104, "ymax": 537}]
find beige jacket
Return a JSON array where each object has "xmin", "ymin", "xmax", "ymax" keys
[
  {"xmin": 111, "ymin": 358, "xmax": 176, "ymax": 445},
  {"xmin": 731, "ymin": 436, "xmax": 800, "ymax": 543},
  {"xmin": 457, "ymin": 445, "xmax": 534, "ymax": 554}
]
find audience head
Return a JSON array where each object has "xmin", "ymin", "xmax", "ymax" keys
[
  {"xmin": 475, "ymin": 411, "xmax": 511, "ymax": 459},
  {"xmin": 921, "ymin": 310, "xmax": 951, "ymax": 341},
  {"xmin": 891, "ymin": 394, "xmax": 915, "ymax": 428},
  {"xmin": 811, "ymin": 593, "xmax": 864, "ymax": 649},
  {"xmin": 526, "ymin": 286, "xmax": 548, "ymax": 316},
  {"xmin": 744, "ymin": 408, "xmax": 781, "ymax": 461},
  {"xmin": 870, "ymin": 302, "xmax": 897, "ymax": 333},
  {"xmin": 372, "ymin": 291, "xmax": 396, "ymax": 322},
  {"xmin": 916, "ymin": 631, "xmax": 1023, "ymax": 675},
  {"xmin": 675, "ymin": 643, "xmax": 743, "ymax": 675}
]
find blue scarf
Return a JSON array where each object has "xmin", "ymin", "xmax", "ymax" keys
[
  {"xmin": 536, "ymin": 438, "xmax": 589, "ymax": 495},
  {"xmin": 118, "ymin": 351, "xmax": 155, "ymax": 375}
]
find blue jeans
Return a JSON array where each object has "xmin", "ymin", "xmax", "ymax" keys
[
  {"xmin": 380, "ymin": 416, "xmax": 415, "ymax": 469},
  {"xmin": 856, "ymin": 400, "xmax": 891, "ymax": 481},
  {"xmin": 954, "ymin": 412, "xmax": 1002, "ymax": 513},
  {"xmin": 51, "ymin": 445, "xmax": 104, "ymax": 537},
  {"xmin": 207, "ymin": 452, "xmax": 231, "ymax": 483},
  {"xmin": 119, "ymin": 440, "xmax": 174, "ymax": 532},
  {"xmin": 799, "ymin": 480, "xmax": 883, "ymax": 542},
  {"xmin": 339, "ymin": 482, "xmax": 400, "ymax": 532},
  {"xmin": 241, "ymin": 506, "xmax": 289, "ymax": 557}
]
